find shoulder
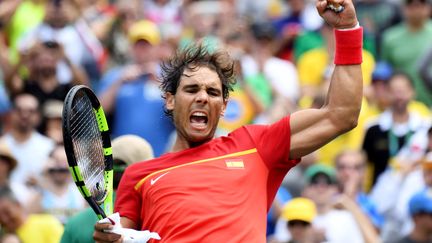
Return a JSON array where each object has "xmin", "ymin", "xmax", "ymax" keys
[{"xmin": 382, "ymin": 24, "xmax": 406, "ymax": 42}]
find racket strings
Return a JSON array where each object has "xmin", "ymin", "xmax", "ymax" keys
[{"xmin": 70, "ymin": 94, "xmax": 106, "ymax": 203}]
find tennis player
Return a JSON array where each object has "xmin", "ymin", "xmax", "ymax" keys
[{"xmin": 94, "ymin": 0, "xmax": 363, "ymax": 242}]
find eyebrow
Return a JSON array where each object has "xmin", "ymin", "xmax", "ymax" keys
[{"xmin": 182, "ymin": 84, "xmax": 222, "ymax": 94}]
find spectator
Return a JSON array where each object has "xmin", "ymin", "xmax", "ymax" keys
[
  {"xmin": 274, "ymin": 164, "xmax": 377, "ymax": 243},
  {"xmin": 280, "ymin": 197, "xmax": 321, "ymax": 243},
  {"xmin": 142, "ymin": 0, "xmax": 182, "ymax": 40},
  {"xmin": 0, "ymin": 93, "xmax": 55, "ymax": 190},
  {"xmin": 367, "ymin": 61, "xmax": 431, "ymax": 119},
  {"xmin": 335, "ymin": 149, "xmax": 384, "ymax": 229},
  {"xmin": 41, "ymin": 100, "xmax": 64, "ymax": 144},
  {"xmin": 3, "ymin": 0, "xmax": 46, "ymax": 63},
  {"xmin": 362, "ymin": 72, "xmax": 430, "ymax": 187},
  {"xmin": 0, "ymin": 142, "xmax": 35, "ymax": 209},
  {"xmin": 273, "ymin": 0, "xmax": 323, "ymax": 61},
  {"xmin": 354, "ymin": 0, "xmax": 402, "ymax": 57},
  {"xmin": 0, "ymin": 185, "xmax": 64, "ymax": 243},
  {"xmin": 381, "ymin": 0, "xmax": 432, "ymax": 107},
  {"xmin": 4, "ymin": 41, "xmax": 87, "ymax": 106},
  {"xmin": 397, "ymin": 189, "xmax": 432, "ymax": 243},
  {"xmin": 241, "ymin": 20, "xmax": 299, "ymax": 118},
  {"xmin": 18, "ymin": 0, "xmax": 102, "ymax": 85},
  {"xmin": 98, "ymin": 20, "xmax": 175, "ymax": 156},
  {"xmin": 303, "ymin": 164, "xmax": 379, "ymax": 243},
  {"xmin": 104, "ymin": 0, "xmax": 141, "ymax": 69},
  {"xmin": 371, "ymin": 151, "xmax": 432, "ymax": 242},
  {"xmin": 27, "ymin": 144, "xmax": 86, "ymax": 224},
  {"xmin": 60, "ymin": 135, "xmax": 154, "ymax": 243}
]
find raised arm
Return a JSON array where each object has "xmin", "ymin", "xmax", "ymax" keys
[{"xmin": 289, "ymin": 0, "xmax": 363, "ymax": 159}]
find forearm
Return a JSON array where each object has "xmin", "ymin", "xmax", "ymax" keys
[
  {"xmin": 64, "ymin": 59, "xmax": 90, "ymax": 86},
  {"xmin": 324, "ymin": 64, "xmax": 362, "ymax": 131},
  {"xmin": 343, "ymin": 197, "xmax": 380, "ymax": 243},
  {"xmin": 0, "ymin": 0, "xmax": 22, "ymax": 26},
  {"xmin": 324, "ymin": 24, "xmax": 363, "ymax": 132},
  {"xmin": 99, "ymin": 79, "xmax": 122, "ymax": 114}
]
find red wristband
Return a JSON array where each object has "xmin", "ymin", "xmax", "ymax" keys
[{"xmin": 334, "ymin": 27, "xmax": 363, "ymax": 65}]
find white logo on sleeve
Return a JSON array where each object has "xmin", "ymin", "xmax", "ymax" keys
[{"xmin": 150, "ymin": 172, "xmax": 170, "ymax": 185}]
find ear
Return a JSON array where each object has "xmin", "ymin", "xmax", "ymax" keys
[
  {"xmin": 165, "ymin": 92, "xmax": 175, "ymax": 111},
  {"xmin": 221, "ymin": 99, "xmax": 228, "ymax": 116}
]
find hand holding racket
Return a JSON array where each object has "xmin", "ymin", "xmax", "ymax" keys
[{"xmin": 62, "ymin": 85, "xmax": 113, "ymax": 220}]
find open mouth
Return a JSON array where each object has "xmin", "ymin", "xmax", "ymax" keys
[{"xmin": 190, "ymin": 111, "xmax": 208, "ymax": 129}]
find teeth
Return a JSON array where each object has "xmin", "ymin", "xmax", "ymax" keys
[{"xmin": 192, "ymin": 112, "xmax": 206, "ymax": 117}]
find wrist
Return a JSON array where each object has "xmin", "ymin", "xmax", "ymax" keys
[
  {"xmin": 337, "ymin": 22, "xmax": 360, "ymax": 30},
  {"xmin": 334, "ymin": 26, "xmax": 363, "ymax": 65}
]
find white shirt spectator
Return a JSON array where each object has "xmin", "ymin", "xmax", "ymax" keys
[{"xmin": 3, "ymin": 132, "xmax": 55, "ymax": 186}]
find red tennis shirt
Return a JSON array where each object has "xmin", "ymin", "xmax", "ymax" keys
[{"xmin": 115, "ymin": 116, "xmax": 300, "ymax": 242}]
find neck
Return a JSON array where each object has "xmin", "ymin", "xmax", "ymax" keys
[
  {"xmin": 171, "ymin": 136, "xmax": 210, "ymax": 153},
  {"xmin": 11, "ymin": 129, "xmax": 33, "ymax": 143},
  {"xmin": 38, "ymin": 76, "xmax": 58, "ymax": 93},
  {"xmin": 408, "ymin": 21, "xmax": 426, "ymax": 32},
  {"xmin": 316, "ymin": 203, "xmax": 331, "ymax": 215},
  {"xmin": 392, "ymin": 110, "xmax": 409, "ymax": 123}
]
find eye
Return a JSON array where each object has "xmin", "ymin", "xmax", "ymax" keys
[
  {"xmin": 184, "ymin": 88, "xmax": 197, "ymax": 93},
  {"xmin": 207, "ymin": 89, "xmax": 221, "ymax": 97}
]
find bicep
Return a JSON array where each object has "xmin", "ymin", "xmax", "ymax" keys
[{"xmin": 289, "ymin": 108, "xmax": 344, "ymax": 159}]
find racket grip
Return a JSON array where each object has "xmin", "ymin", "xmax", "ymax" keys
[{"xmin": 327, "ymin": 1, "xmax": 344, "ymax": 13}]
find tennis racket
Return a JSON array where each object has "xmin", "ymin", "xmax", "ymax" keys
[{"xmin": 62, "ymin": 85, "xmax": 113, "ymax": 220}]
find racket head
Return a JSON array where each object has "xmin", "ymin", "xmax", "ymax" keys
[{"xmin": 62, "ymin": 85, "xmax": 113, "ymax": 219}]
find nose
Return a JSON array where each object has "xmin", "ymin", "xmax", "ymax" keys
[{"xmin": 195, "ymin": 90, "xmax": 209, "ymax": 104}]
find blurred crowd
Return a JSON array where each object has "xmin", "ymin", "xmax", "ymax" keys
[{"xmin": 0, "ymin": 0, "xmax": 431, "ymax": 242}]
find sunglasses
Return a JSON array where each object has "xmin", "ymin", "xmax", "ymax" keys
[
  {"xmin": 336, "ymin": 164, "xmax": 364, "ymax": 171},
  {"xmin": 288, "ymin": 220, "xmax": 311, "ymax": 227},
  {"xmin": 48, "ymin": 167, "xmax": 69, "ymax": 174},
  {"xmin": 405, "ymin": 0, "xmax": 428, "ymax": 5},
  {"xmin": 310, "ymin": 173, "xmax": 335, "ymax": 186}
]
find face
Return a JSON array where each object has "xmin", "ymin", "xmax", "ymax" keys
[
  {"xmin": 45, "ymin": 118, "xmax": 63, "ymax": 144},
  {"xmin": 336, "ymin": 152, "xmax": 366, "ymax": 186},
  {"xmin": 388, "ymin": 75, "xmax": 414, "ymax": 113},
  {"xmin": 303, "ymin": 174, "xmax": 338, "ymax": 206},
  {"xmin": 46, "ymin": 146, "xmax": 70, "ymax": 185},
  {"xmin": 44, "ymin": 1, "xmax": 74, "ymax": 28},
  {"xmin": 372, "ymin": 81, "xmax": 391, "ymax": 109},
  {"xmin": 404, "ymin": 0, "xmax": 431, "ymax": 27},
  {"xmin": 11, "ymin": 95, "xmax": 40, "ymax": 133},
  {"xmin": 0, "ymin": 198, "xmax": 22, "ymax": 232},
  {"xmin": 166, "ymin": 66, "xmax": 227, "ymax": 145},
  {"xmin": 287, "ymin": 220, "xmax": 311, "ymax": 241},
  {"xmin": 132, "ymin": 40, "xmax": 158, "ymax": 64},
  {"xmin": 414, "ymin": 213, "xmax": 432, "ymax": 233}
]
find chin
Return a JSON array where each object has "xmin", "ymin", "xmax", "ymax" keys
[{"xmin": 187, "ymin": 131, "xmax": 214, "ymax": 144}]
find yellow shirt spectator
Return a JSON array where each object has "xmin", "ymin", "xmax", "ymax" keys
[{"xmin": 16, "ymin": 214, "xmax": 64, "ymax": 243}]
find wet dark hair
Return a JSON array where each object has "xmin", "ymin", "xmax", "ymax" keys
[{"xmin": 160, "ymin": 43, "xmax": 236, "ymax": 118}]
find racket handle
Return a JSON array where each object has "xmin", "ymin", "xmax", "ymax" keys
[{"xmin": 327, "ymin": 1, "xmax": 344, "ymax": 13}]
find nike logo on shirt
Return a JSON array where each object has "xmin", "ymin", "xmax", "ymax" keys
[{"xmin": 150, "ymin": 172, "xmax": 170, "ymax": 185}]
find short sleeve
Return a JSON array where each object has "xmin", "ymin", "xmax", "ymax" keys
[
  {"xmin": 115, "ymin": 167, "xmax": 142, "ymax": 226},
  {"xmin": 245, "ymin": 116, "xmax": 300, "ymax": 169}
]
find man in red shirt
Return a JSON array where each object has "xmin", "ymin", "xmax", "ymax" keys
[{"xmin": 94, "ymin": 0, "xmax": 363, "ymax": 242}]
